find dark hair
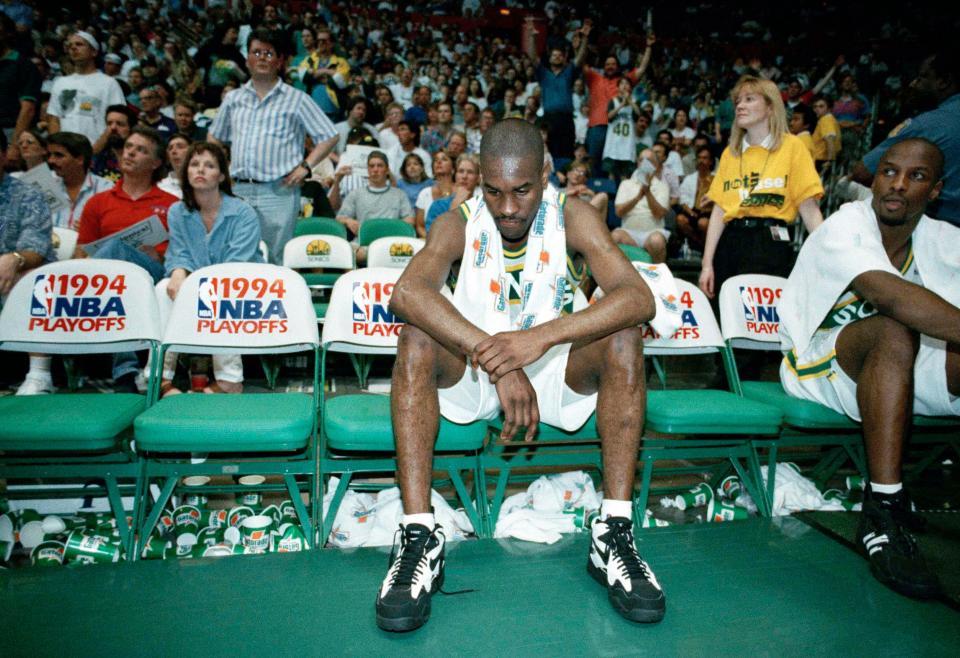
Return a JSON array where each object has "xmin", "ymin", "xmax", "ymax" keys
[
  {"xmin": 346, "ymin": 96, "xmax": 368, "ymax": 113},
  {"xmin": 180, "ymin": 142, "xmax": 233, "ymax": 211},
  {"xmin": 793, "ymin": 104, "xmax": 817, "ymax": 131},
  {"xmin": 249, "ymin": 28, "xmax": 286, "ymax": 58},
  {"xmin": 47, "ymin": 131, "xmax": 93, "ymax": 170},
  {"xmin": 105, "ymin": 104, "xmax": 137, "ymax": 126},
  {"xmin": 400, "ymin": 153, "xmax": 427, "ymax": 184},
  {"xmin": 696, "ymin": 145, "xmax": 715, "ymax": 161}
]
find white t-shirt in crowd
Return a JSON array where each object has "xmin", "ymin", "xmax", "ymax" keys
[{"xmin": 47, "ymin": 72, "xmax": 126, "ymax": 145}]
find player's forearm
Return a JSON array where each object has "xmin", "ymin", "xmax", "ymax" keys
[
  {"xmin": 859, "ymin": 273, "xmax": 960, "ymax": 345},
  {"xmin": 390, "ymin": 280, "xmax": 489, "ymax": 356}
]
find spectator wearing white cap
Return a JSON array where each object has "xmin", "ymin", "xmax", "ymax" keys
[{"xmin": 46, "ymin": 31, "xmax": 125, "ymax": 145}]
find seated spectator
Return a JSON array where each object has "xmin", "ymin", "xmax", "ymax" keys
[
  {"xmin": 1, "ymin": 130, "xmax": 56, "ymax": 396},
  {"xmin": 377, "ymin": 102, "xmax": 404, "ymax": 152},
  {"xmin": 396, "ymin": 153, "xmax": 431, "ymax": 209},
  {"xmin": 337, "ymin": 150, "xmax": 414, "ymax": 262},
  {"xmin": 47, "ymin": 131, "xmax": 112, "ymax": 229},
  {"xmin": 91, "ymin": 105, "xmax": 136, "ymax": 182},
  {"xmin": 75, "ymin": 126, "xmax": 178, "ymax": 392},
  {"xmin": 414, "ymin": 150, "xmax": 454, "ymax": 237},
  {"xmin": 421, "ymin": 100, "xmax": 456, "ymax": 155},
  {"xmin": 676, "ymin": 146, "xmax": 716, "ymax": 251},
  {"xmin": 12, "ymin": 129, "xmax": 47, "ymax": 174},
  {"xmin": 651, "ymin": 142, "xmax": 681, "ymax": 206},
  {"xmin": 654, "ymin": 129, "xmax": 685, "ymax": 179},
  {"xmin": 562, "ymin": 160, "xmax": 609, "ymax": 219},
  {"xmin": 387, "ymin": 120, "xmax": 432, "ymax": 180},
  {"xmin": 424, "ymin": 153, "xmax": 481, "ymax": 236},
  {"xmin": 161, "ymin": 142, "xmax": 263, "ymax": 397},
  {"xmin": 334, "ymin": 97, "xmax": 379, "ymax": 156},
  {"xmin": 789, "ymin": 104, "xmax": 818, "ymax": 160},
  {"xmin": 137, "ymin": 85, "xmax": 177, "ymax": 138},
  {"xmin": 611, "ymin": 148, "xmax": 671, "ymax": 263},
  {"xmin": 157, "ymin": 134, "xmax": 190, "ymax": 198},
  {"xmin": 173, "ymin": 99, "xmax": 207, "ymax": 142},
  {"xmin": 681, "ymin": 133, "xmax": 712, "ymax": 175},
  {"xmin": 669, "ymin": 108, "xmax": 696, "ymax": 156}
]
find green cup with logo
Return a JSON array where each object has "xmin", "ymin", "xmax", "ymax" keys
[
  {"xmin": 154, "ymin": 513, "xmax": 175, "ymax": 537},
  {"xmin": 845, "ymin": 475, "xmax": 865, "ymax": 492},
  {"xmin": 717, "ymin": 475, "xmax": 742, "ymax": 501},
  {"xmin": 140, "ymin": 535, "xmax": 170, "ymax": 560},
  {"xmin": 261, "ymin": 505, "xmax": 282, "ymax": 526},
  {"xmin": 676, "ymin": 482, "xmax": 713, "ymax": 510},
  {"xmin": 0, "ymin": 539, "xmax": 13, "ymax": 562},
  {"xmin": 196, "ymin": 526, "xmax": 224, "ymax": 548},
  {"xmin": 824, "ymin": 489, "xmax": 858, "ymax": 511},
  {"xmin": 707, "ymin": 498, "xmax": 749, "ymax": 523},
  {"xmin": 236, "ymin": 475, "xmax": 266, "ymax": 508},
  {"xmin": 206, "ymin": 509, "xmax": 228, "ymax": 529},
  {"xmin": 181, "ymin": 475, "xmax": 211, "ymax": 508},
  {"xmin": 642, "ymin": 511, "xmax": 670, "ymax": 528},
  {"xmin": 31, "ymin": 540, "xmax": 66, "ymax": 567},
  {"xmin": 279, "ymin": 500, "xmax": 298, "ymax": 524},
  {"xmin": 274, "ymin": 523, "xmax": 310, "ymax": 552},
  {"xmin": 64, "ymin": 530, "xmax": 121, "ymax": 564},
  {"xmin": 228, "ymin": 505, "xmax": 255, "ymax": 528},
  {"xmin": 172, "ymin": 505, "xmax": 201, "ymax": 546},
  {"xmin": 240, "ymin": 515, "xmax": 275, "ymax": 552}
]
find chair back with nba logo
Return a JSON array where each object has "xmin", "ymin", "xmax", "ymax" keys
[
  {"xmin": 719, "ymin": 274, "xmax": 787, "ymax": 352},
  {"xmin": 634, "ymin": 276, "xmax": 783, "ymax": 521},
  {"xmin": 160, "ymin": 262, "xmax": 319, "ymax": 356},
  {"xmin": 317, "ymin": 266, "xmax": 487, "ymax": 544},
  {"xmin": 366, "ymin": 236, "xmax": 426, "ymax": 269},
  {"xmin": 0, "ymin": 258, "xmax": 161, "ymax": 355},
  {"xmin": 321, "ymin": 267, "xmax": 404, "ymax": 356},
  {"xmin": 0, "ymin": 259, "xmax": 162, "ymax": 560},
  {"xmin": 132, "ymin": 262, "xmax": 323, "ymax": 553}
]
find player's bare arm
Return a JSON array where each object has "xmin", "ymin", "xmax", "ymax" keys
[{"xmin": 852, "ymin": 271, "xmax": 960, "ymax": 345}]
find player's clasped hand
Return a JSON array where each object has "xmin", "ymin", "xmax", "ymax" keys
[
  {"xmin": 471, "ymin": 330, "xmax": 547, "ymax": 383},
  {"xmin": 495, "ymin": 370, "xmax": 540, "ymax": 442}
]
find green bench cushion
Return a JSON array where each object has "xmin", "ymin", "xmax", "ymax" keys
[
  {"xmin": 488, "ymin": 414, "xmax": 598, "ymax": 441},
  {"xmin": 135, "ymin": 394, "xmax": 314, "ymax": 452},
  {"xmin": 740, "ymin": 381, "xmax": 858, "ymax": 429},
  {"xmin": 324, "ymin": 394, "xmax": 487, "ymax": 452},
  {"xmin": 0, "ymin": 394, "xmax": 145, "ymax": 451},
  {"xmin": 303, "ymin": 273, "xmax": 343, "ymax": 287},
  {"xmin": 646, "ymin": 389, "xmax": 782, "ymax": 435}
]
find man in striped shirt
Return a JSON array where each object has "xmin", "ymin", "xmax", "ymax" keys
[{"xmin": 209, "ymin": 28, "xmax": 337, "ymax": 264}]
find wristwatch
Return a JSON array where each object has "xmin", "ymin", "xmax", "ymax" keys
[
  {"xmin": 11, "ymin": 251, "xmax": 26, "ymax": 271},
  {"xmin": 300, "ymin": 160, "xmax": 312, "ymax": 179}
]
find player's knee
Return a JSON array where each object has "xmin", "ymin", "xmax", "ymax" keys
[
  {"xmin": 610, "ymin": 228, "xmax": 629, "ymax": 244},
  {"xmin": 873, "ymin": 315, "xmax": 919, "ymax": 361}
]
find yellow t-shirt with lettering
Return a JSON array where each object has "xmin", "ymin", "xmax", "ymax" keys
[
  {"xmin": 812, "ymin": 113, "xmax": 841, "ymax": 161},
  {"xmin": 707, "ymin": 133, "xmax": 823, "ymax": 224}
]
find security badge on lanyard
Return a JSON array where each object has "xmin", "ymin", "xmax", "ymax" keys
[{"xmin": 770, "ymin": 225, "xmax": 790, "ymax": 242}]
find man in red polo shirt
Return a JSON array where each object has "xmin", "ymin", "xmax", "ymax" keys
[
  {"xmin": 582, "ymin": 23, "xmax": 655, "ymax": 176},
  {"xmin": 75, "ymin": 126, "xmax": 176, "ymax": 281},
  {"xmin": 74, "ymin": 126, "xmax": 177, "ymax": 391}
]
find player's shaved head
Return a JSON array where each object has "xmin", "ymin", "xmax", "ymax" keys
[
  {"xmin": 884, "ymin": 138, "xmax": 944, "ymax": 182},
  {"xmin": 480, "ymin": 119, "xmax": 544, "ymax": 181}
]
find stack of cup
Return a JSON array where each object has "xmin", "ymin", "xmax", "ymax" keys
[{"xmin": 673, "ymin": 482, "xmax": 713, "ymax": 511}]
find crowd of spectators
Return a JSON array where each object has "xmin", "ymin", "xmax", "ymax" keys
[{"xmin": 1, "ymin": 0, "xmax": 957, "ymax": 392}]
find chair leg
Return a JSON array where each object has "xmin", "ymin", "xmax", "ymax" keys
[
  {"xmin": 139, "ymin": 476, "xmax": 178, "ymax": 552},
  {"xmin": 283, "ymin": 474, "xmax": 313, "ymax": 546},
  {"xmin": 448, "ymin": 467, "xmax": 483, "ymax": 537},
  {"xmin": 260, "ymin": 355, "xmax": 281, "ymax": 390},
  {"xmin": 321, "ymin": 473, "xmax": 354, "ymax": 544},
  {"xmin": 103, "ymin": 475, "xmax": 133, "ymax": 559},
  {"xmin": 634, "ymin": 455, "xmax": 656, "ymax": 528},
  {"xmin": 486, "ymin": 467, "xmax": 512, "ymax": 537}
]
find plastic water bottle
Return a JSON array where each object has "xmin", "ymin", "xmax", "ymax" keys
[{"xmin": 680, "ymin": 239, "xmax": 692, "ymax": 261}]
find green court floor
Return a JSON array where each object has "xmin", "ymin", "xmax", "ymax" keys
[{"xmin": 1, "ymin": 518, "xmax": 957, "ymax": 657}]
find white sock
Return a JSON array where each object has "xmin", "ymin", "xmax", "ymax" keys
[
  {"xmin": 402, "ymin": 512, "xmax": 435, "ymax": 528},
  {"xmin": 600, "ymin": 499, "xmax": 633, "ymax": 520},
  {"xmin": 870, "ymin": 481, "xmax": 903, "ymax": 495},
  {"xmin": 29, "ymin": 356, "xmax": 52, "ymax": 376}
]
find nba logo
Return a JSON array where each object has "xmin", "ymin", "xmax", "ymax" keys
[
  {"xmin": 197, "ymin": 278, "xmax": 218, "ymax": 319},
  {"xmin": 352, "ymin": 283, "xmax": 370, "ymax": 321},
  {"xmin": 30, "ymin": 275, "xmax": 53, "ymax": 317},
  {"xmin": 738, "ymin": 286, "xmax": 757, "ymax": 322}
]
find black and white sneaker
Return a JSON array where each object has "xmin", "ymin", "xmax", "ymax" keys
[
  {"xmin": 587, "ymin": 516, "xmax": 666, "ymax": 623},
  {"xmin": 856, "ymin": 493, "xmax": 940, "ymax": 600},
  {"xmin": 376, "ymin": 523, "xmax": 445, "ymax": 632}
]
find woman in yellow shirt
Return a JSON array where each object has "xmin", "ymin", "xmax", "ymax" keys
[{"xmin": 699, "ymin": 76, "xmax": 824, "ymax": 299}]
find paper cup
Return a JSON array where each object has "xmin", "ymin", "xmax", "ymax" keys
[
  {"xmin": 31, "ymin": 541, "xmax": 66, "ymax": 567},
  {"xmin": 707, "ymin": 498, "xmax": 749, "ymax": 523},
  {"xmin": 19, "ymin": 520, "xmax": 47, "ymax": 549},
  {"xmin": 240, "ymin": 515, "xmax": 274, "ymax": 551}
]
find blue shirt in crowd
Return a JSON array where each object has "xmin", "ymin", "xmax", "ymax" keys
[{"xmin": 164, "ymin": 194, "xmax": 264, "ymax": 275}]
